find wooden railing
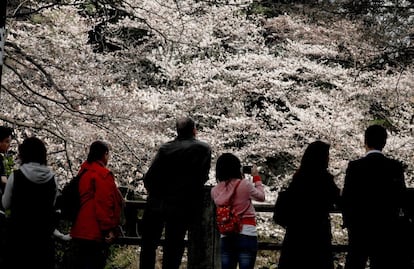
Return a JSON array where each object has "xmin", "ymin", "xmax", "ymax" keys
[{"xmin": 116, "ymin": 186, "xmax": 347, "ymax": 268}]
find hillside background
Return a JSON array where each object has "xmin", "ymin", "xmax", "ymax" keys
[{"xmin": 1, "ymin": 0, "xmax": 413, "ymax": 267}]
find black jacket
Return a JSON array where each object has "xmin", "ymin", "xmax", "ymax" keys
[
  {"xmin": 342, "ymin": 152, "xmax": 406, "ymax": 229},
  {"xmin": 144, "ymin": 137, "xmax": 211, "ymax": 206}
]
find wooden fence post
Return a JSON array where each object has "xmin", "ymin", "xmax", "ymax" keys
[{"xmin": 187, "ymin": 186, "xmax": 220, "ymax": 269}]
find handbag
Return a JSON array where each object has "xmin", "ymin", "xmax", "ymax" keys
[{"xmin": 273, "ymin": 188, "xmax": 291, "ymax": 228}]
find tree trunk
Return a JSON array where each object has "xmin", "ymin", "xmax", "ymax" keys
[{"xmin": 0, "ymin": 0, "xmax": 7, "ymax": 90}]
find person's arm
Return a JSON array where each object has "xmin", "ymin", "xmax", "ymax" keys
[
  {"xmin": 327, "ymin": 174, "xmax": 341, "ymax": 210},
  {"xmin": 394, "ymin": 160, "xmax": 407, "ymax": 215},
  {"xmin": 249, "ymin": 165, "xmax": 265, "ymax": 202},
  {"xmin": 53, "ymin": 229, "xmax": 71, "ymax": 241},
  {"xmin": 0, "ymin": 176, "xmax": 7, "ymax": 195},
  {"xmin": 2, "ymin": 172, "xmax": 14, "ymax": 210},
  {"xmin": 0, "ymin": 156, "xmax": 7, "ymax": 193},
  {"xmin": 199, "ymin": 145, "xmax": 212, "ymax": 185},
  {"xmin": 341, "ymin": 162, "xmax": 355, "ymax": 228},
  {"xmin": 95, "ymin": 172, "xmax": 120, "ymax": 234},
  {"xmin": 143, "ymin": 149, "xmax": 165, "ymax": 193},
  {"xmin": 395, "ymin": 160, "xmax": 406, "ymax": 190},
  {"xmin": 0, "ymin": 176, "xmax": 6, "ymax": 186}
]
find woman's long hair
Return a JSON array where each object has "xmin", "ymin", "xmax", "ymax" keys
[{"xmin": 297, "ymin": 140, "xmax": 330, "ymax": 175}]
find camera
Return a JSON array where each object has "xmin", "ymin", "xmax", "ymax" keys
[{"xmin": 242, "ymin": 165, "xmax": 252, "ymax": 174}]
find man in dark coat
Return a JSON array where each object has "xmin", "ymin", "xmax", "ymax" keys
[
  {"xmin": 342, "ymin": 125, "xmax": 407, "ymax": 269},
  {"xmin": 139, "ymin": 117, "xmax": 212, "ymax": 269}
]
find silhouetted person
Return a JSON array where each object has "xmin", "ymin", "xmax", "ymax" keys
[
  {"xmin": 342, "ymin": 125, "xmax": 406, "ymax": 269},
  {"xmin": 2, "ymin": 137, "xmax": 58, "ymax": 269},
  {"xmin": 278, "ymin": 140, "xmax": 340, "ymax": 269},
  {"xmin": 0, "ymin": 126, "xmax": 12, "ymax": 267},
  {"xmin": 0, "ymin": 126, "xmax": 12, "ymax": 194},
  {"xmin": 139, "ymin": 117, "xmax": 211, "ymax": 269}
]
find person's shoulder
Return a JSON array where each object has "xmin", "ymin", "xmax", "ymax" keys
[
  {"xmin": 211, "ymin": 181, "xmax": 224, "ymax": 191},
  {"xmin": 159, "ymin": 140, "xmax": 172, "ymax": 148},
  {"xmin": 180, "ymin": 138, "xmax": 211, "ymax": 151},
  {"xmin": 350, "ymin": 153, "xmax": 379, "ymax": 165},
  {"xmin": 163, "ymin": 139, "xmax": 176, "ymax": 146},
  {"xmin": 239, "ymin": 178, "xmax": 252, "ymax": 188},
  {"xmin": 86, "ymin": 161, "xmax": 111, "ymax": 177},
  {"xmin": 350, "ymin": 157, "xmax": 363, "ymax": 165},
  {"xmin": 385, "ymin": 156, "xmax": 405, "ymax": 170},
  {"xmin": 159, "ymin": 139, "xmax": 179, "ymax": 150},
  {"xmin": 193, "ymin": 139, "xmax": 211, "ymax": 149},
  {"xmin": 345, "ymin": 157, "xmax": 365, "ymax": 173}
]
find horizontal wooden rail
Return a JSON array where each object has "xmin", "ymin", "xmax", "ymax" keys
[
  {"xmin": 118, "ymin": 186, "xmax": 414, "ymax": 268},
  {"xmin": 117, "ymin": 199, "xmax": 348, "ymax": 252},
  {"xmin": 123, "ymin": 199, "xmax": 342, "ymax": 213},
  {"xmin": 118, "ymin": 186, "xmax": 351, "ymax": 268},
  {"xmin": 116, "ymin": 236, "xmax": 348, "ymax": 253}
]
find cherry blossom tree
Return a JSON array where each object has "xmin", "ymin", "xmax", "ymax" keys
[{"xmin": 1, "ymin": 0, "xmax": 413, "ymax": 195}]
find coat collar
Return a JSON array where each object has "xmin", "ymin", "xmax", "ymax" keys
[{"xmin": 365, "ymin": 150, "xmax": 383, "ymax": 157}]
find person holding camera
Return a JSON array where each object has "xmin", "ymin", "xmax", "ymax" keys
[{"xmin": 211, "ymin": 153, "xmax": 265, "ymax": 269}]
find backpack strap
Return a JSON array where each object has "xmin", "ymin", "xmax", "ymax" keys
[
  {"xmin": 78, "ymin": 169, "xmax": 95, "ymax": 207},
  {"xmin": 78, "ymin": 168, "xmax": 88, "ymax": 180},
  {"xmin": 228, "ymin": 179, "xmax": 242, "ymax": 206},
  {"xmin": 229, "ymin": 179, "xmax": 253, "ymax": 220}
]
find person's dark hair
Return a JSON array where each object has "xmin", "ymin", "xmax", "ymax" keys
[
  {"xmin": 176, "ymin": 117, "xmax": 195, "ymax": 139},
  {"xmin": 19, "ymin": 137, "xmax": 47, "ymax": 165},
  {"xmin": 216, "ymin": 153, "xmax": 243, "ymax": 182},
  {"xmin": 364, "ymin": 124, "xmax": 387, "ymax": 150},
  {"xmin": 87, "ymin": 140, "xmax": 109, "ymax": 163},
  {"xmin": 298, "ymin": 140, "xmax": 330, "ymax": 173},
  {"xmin": 0, "ymin": 126, "xmax": 13, "ymax": 141}
]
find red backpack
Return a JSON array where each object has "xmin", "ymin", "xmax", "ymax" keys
[{"xmin": 215, "ymin": 180, "xmax": 242, "ymax": 235}]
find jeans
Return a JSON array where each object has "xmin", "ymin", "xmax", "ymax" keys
[{"xmin": 220, "ymin": 234, "xmax": 258, "ymax": 269}]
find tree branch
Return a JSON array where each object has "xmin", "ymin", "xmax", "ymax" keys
[{"xmin": 0, "ymin": 113, "xmax": 66, "ymax": 141}]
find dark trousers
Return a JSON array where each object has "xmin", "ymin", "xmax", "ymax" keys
[
  {"xmin": 66, "ymin": 238, "xmax": 109, "ymax": 269},
  {"xmin": 278, "ymin": 223, "xmax": 334, "ymax": 269},
  {"xmin": 0, "ymin": 213, "xmax": 7, "ymax": 268},
  {"xmin": 5, "ymin": 233, "xmax": 55, "ymax": 269},
  {"xmin": 139, "ymin": 199, "xmax": 193, "ymax": 269},
  {"xmin": 345, "ymin": 227, "xmax": 408, "ymax": 269}
]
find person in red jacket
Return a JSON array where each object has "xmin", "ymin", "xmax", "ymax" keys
[{"xmin": 68, "ymin": 140, "xmax": 124, "ymax": 269}]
